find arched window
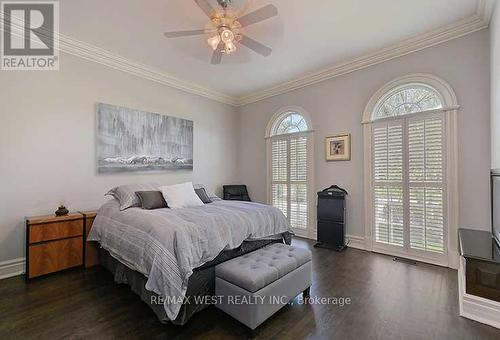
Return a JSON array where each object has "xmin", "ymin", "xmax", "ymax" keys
[
  {"xmin": 363, "ymin": 74, "xmax": 458, "ymax": 267},
  {"xmin": 266, "ymin": 107, "xmax": 314, "ymax": 238},
  {"xmin": 271, "ymin": 112, "xmax": 309, "ymax": 136},
  {"xmin": 373, "ymin": 83, "xmax": 443, "ymax": 119}
]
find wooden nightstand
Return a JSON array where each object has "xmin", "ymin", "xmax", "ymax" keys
[
  {"xmin": 25, "ymin": 213, "xmax": 84, "ymax": 281},
  {"xmin": 80, "ymin": 211, "xmax": 100, "ymax": 268}
]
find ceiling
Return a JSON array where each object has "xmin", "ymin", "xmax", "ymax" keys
[{"xmin": 60, "ymin": 0, "xmax": 486, "ymax": 101}]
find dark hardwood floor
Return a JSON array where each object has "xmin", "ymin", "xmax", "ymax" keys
[{"xmin": 1, "ymin": 238, "xmax": 499, "ymax": 340}]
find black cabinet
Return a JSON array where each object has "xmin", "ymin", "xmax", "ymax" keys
[
  {"xmin": 459, "ymin": 228, "xmax": 500, "ymax": 302},
  {"xmin": 314, "ymin": 185, "xmax": 347, "ymax": 251}
]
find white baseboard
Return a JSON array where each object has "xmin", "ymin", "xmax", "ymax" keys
[
  {"xmin": 447, "ymin": 251, "xmax": 460, "ymax": 270},
  {"xmin": 0, "ymin": 257, "xmax": 25, "ymax": 280},
  {"xmin": 458, "ymin": 257, "xmax": 500, "ymax": 329},
  {"xmin": 293, "ymin": 232, "xmax": 367, "ymax": 251},
  {"xmin": 346, "ymin": 235, "xmax": 366, "ymax": 250}
]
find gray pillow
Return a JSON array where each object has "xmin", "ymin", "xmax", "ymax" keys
[
  {"xmin": 193, "ymin": 184, "xmax": 221, "ymax": 201},
  {"xmin": 195, "ymin": 188, "xmax": 212, "ymax": 204},
  {"xmin": 136, "ymin": 191, "xmax": 168, "ymax": 210},
  {"xmin": 106, "ymin": 183, "xmax": 159, "ymax": 210}
]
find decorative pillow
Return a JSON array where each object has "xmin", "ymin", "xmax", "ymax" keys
[
  {"xmin": 160, "ymin": 182, "xmax": 204, "ymax": 209},
  {"xmin": 106, "ymin": 183, "xmax": 159, "ymax": 210},
  {"xmin": 136, "ymin": 191, "xmax": 168, "ymax": 210},
  {"xmin": 193, "ymin": 184, "xmax": 221, "ymax": 201},
  {"xmin": 194, "ymin": 188, "xmax": 212, "ymax": 204}
]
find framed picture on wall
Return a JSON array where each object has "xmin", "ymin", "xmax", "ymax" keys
[
  {"xmin": 96, "ymin": 103, "xmax": 193, "ymax": 173},
  {"xmin": 325, "ymin": 133, "xmax": 351, "ymax": 161}
]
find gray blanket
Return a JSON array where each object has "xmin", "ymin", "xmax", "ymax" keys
[{"xmin": 88, "ymin": 199, "xmax": 292, "ymax": 320}]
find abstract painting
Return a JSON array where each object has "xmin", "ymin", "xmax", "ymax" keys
[{"xmin": 97, "ymin": 103, "xmax": 193, "ymax": 173}]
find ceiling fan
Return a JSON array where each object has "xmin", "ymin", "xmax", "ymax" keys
[{"xmin": 164, "ymin": 0, "xmax": 278, "ymax": 64}]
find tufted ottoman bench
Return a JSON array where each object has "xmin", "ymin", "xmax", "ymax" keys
[{"xmin": 215, "ymin": 243, "xmax": 312, "ymax": 329}]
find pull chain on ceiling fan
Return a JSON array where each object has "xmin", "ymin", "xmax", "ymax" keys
[{"xmin": 164, "ymin": 0, "xmax": 278, "ymax": 64}]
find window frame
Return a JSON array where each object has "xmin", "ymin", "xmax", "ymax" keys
[
  {"xmin": 271, "ymin": 111, "xmax": 310, "ymax": 136},
  {"xmin": 362, "ymin": 74, "xmax": 459, "ymax": 268},
  {"xmin": 266, "ymin": 106, "xmax": 315, "ymax": 239},
  {"xmin": 372, "ymin": 82, "xmax": 445, "ymax": 119}
]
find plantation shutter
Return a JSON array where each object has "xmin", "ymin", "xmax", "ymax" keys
[
  {"xmin": 372, "ymin": 113, "xmax": 446, "ymax": 254},
  {"xmin": 408, "ymin": 115, "xmax": 445, "ymax": 253},
  {"xmin": 372, "ymin": 120, "xmax": 404, "ymax": 246},
  {"xmin": 271, "ymin": 139, "xmax": 288, "ymax": 214},
  {"xmin": 271, "ymin": 133, "xmax": 309, "ymax": 230},
  {"xmin": 290, "ymin": 136, "xmax": 308, "ymax": 230}
]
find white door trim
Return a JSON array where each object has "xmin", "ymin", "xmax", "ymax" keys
[{"xmin": 362, "ymin": 74, "xmax": 459, "ymax": 268}]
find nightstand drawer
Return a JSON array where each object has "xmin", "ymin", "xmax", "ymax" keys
[
  {"xmin": 29, "ymin": 219, "xmax": 83, "ymax": 244},
  {"xmin": 28, "ymin": 237, "xmax": 83, "ymax": 278}
]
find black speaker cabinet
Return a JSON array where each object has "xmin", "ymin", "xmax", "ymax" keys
[{"xmin": 314, "ymin": 185, "xmax": 347, "ymax": 251}]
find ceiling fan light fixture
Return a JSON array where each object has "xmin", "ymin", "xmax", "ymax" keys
[
  {"xmin": 207, "ymin": 35, "xmax": 221, "ymax": 50},
  {"xmin": 224, "ymin": 41, "xmax": 237, "ymax": 54},
  {"xmin": 220, "ymin": 29, "xmax": 235, "ymax": 43},
  {"xmin": 164, "ymin": 1, "xmax": 278, "ymax": 64}
]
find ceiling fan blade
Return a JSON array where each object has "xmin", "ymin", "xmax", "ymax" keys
[
  {"xmin": 164, "ymin": 29, "xmax": 207, "ymax": 38},
  {"xmin": 211, "ymin": 43, "xmax": 223, "ymax": 64},
  {"xmin": 194, "ymin": 0, "xmax": 216, "ymax": 18},
  {"xmin": 238, "ymin": 4, "xmax": 278, "ymax": 27},
  {"xmin": 239, "ymin": 35, "xmax": 272, "ymax": 56}
]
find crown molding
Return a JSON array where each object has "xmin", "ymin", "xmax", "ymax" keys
[
  {"xmin": 477, "ymin": 0, "xmax": 496, "ymax": 24},
  {"xmin": 0, "ymin": 11, "xmax": 238, "ymax": 106},
  {"xmin": 58, "ymin": 34, "xmax": 239, "ymax": 106},
  {"xmin": 1, "ymin": 0, "xmax": 495, "ymax": 107},
  {"xmin": 235, "ymin": 1, "xmax": 494, "ymax": 106}
]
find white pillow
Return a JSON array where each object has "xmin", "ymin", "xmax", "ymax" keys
[{"xmin": 160, "ymin": 182, "xmax": 204, "ymax": 209}]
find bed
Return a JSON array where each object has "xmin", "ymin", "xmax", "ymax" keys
[{"xmin": 88, "ymin": 198, "xmax": 293, "ymax": 325}]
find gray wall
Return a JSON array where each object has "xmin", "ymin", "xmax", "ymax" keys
[
  {"xmin": 0, "ymin": 29, "xmax": 493, "ymax": 265},
  {"xmin": 0, "ymin": 54, "xmax": 240, "ymax": 263},
  {"xmin": 237, "ymin": 30, "xmax": 491, "ymax": 238},
  {"xmin": 492, "ymin": 4, "xmax": 500, "ymax": 168}
]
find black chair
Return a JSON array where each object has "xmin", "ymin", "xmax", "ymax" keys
[{"xmin": 223, "ymin": 185, "xmax": 251, "ymax": 202}]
